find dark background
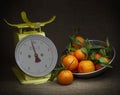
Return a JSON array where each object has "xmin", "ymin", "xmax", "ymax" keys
[{"xmin": 0, "ymin": 0, "xmax": 120, "ymax": 95}]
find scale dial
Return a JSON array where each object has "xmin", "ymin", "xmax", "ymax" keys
[{"xmin": 15, "ymin": 34, "xmax": 58, "ymax": 77}]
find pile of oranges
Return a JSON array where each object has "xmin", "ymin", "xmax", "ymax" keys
[
  {"xmin": 50, "ymin": 35, "xmax": 112, "ymax": 85},
  {"xmin": 61, "ymin": 35, "xmax": 111, "ymax": 73}
]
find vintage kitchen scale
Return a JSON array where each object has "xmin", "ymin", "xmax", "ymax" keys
[{"xmin": 5, "ymin": 11, "xmax": 58, "ymax": 84}]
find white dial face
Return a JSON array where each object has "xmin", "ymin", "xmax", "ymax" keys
[{"xmin": 15, "ymin": 34, "xmax": 58, "ymax": 77}]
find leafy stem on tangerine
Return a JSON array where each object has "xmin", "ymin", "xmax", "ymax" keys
[{"xmin": 49, "ymin": 59, "xmax": 75, "ymax": 81}]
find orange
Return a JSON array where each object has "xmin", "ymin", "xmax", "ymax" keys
[
  {"xmin": 69, "ymin": 51, "xmax": 75, "ymax": 56},
  {"xmin": 74, "ymin": 49, "xmax": 86, "ymax": 60},
  {"xmin": 103, "ymin": 57, "xmax": 110, "ymax": 63},
  {"xmin": 57, "ymin": 70, "xmax": 73, "ymax": 85},
  {"xmin": 78, "ymin": 60, "xmax": 95, "ymax": 73},
  {"xmin": 95, "ymin": 64, "xmax": 103, "ymax": 70},
  {"xmin": 62, "ymin": 55, "xmax": 78, "ymax": 71},
  {"xmin": 94, "ymin": 53, "xmax": 102, "ymax": 60},
  {"xmin": 72, "ymin": 43, "xmax": 82, "ymax": 49},
  {"xmin": 75, "ymin": 36, "xmax": 85, "ymax": 45},
  {"xmin": 72, "ymin": 36, "xmax": 85, "ymax": 49}
]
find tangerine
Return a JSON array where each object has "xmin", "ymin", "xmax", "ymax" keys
[
  {"xmin": 74, "ymin": 49, "xmax": 86, "ymax": 60},
  {"xmin": 94, "ymin": 53, "xmax": 102, "ymax": 60},
  {"xmin": 57, "ymin": 70, "xmax": 73, "ymax": 85},
  {"xmin": 69, "ymin": 51, "xmax": 75, "ymax": 56},
  {"xmin": 103, "ymin": 57, "xmax": 110, "ymax": 63},
  {"xmin": 72, "ymin": 36, "xmax": 85, "ymax": 49},
  {"xmin": 75, "ymin": 36, "xmax": 85, "ymax": 44},
  {"xmin": 78, "ymin": 60, "xmax": 95, "ymax": 73},
  {"xmin": 95, "ymin": 64, "xmax": 103, "ymax": 70},
  {"xmin": 62, "ymin": 55, "xmax": 78, "ymax": 71}
]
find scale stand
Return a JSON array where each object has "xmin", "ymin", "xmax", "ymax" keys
[{"xmin": 5, "ymin": 11, "xmax": 56, "ymax": 84}]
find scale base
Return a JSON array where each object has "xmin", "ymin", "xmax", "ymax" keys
[{"xmin": 12, "ymin": 66, "xmax": 51, "ymax": 85}]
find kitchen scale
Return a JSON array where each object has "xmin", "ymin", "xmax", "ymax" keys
[{"xmin": 5, "ymin": 11, "xmax": 58, "ymax": 84}]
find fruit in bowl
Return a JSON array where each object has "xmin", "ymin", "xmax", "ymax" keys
[{"xmin": 61, "ymin": 35, "xmax": 116, "ymax": 78}]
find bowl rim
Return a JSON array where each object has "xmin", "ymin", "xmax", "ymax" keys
[{"xmin": 73, "ymin": 40, "xmax": 116, "ymax": 76}]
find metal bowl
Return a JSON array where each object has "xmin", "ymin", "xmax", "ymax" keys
[{"xmin": 73, "ymin": 40, "xmax": 116, "ymax": 78}]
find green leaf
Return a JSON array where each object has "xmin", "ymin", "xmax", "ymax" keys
[
  {"xmin": 66, "ymin": 43, "xmax": 72, "ymax": 53},
  {"xmin": 90, "ymin": 45, "xmax": 105, "ymax": 50},
  {"xmin": 70, "ymin": 47, "xmax": 77, "ymax": 51},
  {"xmin": 98, "ymin": 57, "xmax": 112, "ymax": 68},
  {"xmin": 81, "ymin": 47, "xmax": 88, "ymax": 56},
  {"xmin": 66, "ymin": 43, "xmax": 77, "ymax": 53},
  {"xmin": 99, "ymin": 49, "xmax": 107, "ymax": 57},
  {"xmin": 106, "ymin": 37, "xmax": 111, "ymax": 56},
  {"xmin": 69, "ymin": 35, "xmax": 82, "ymax": 45},
  {"xmin": 90, "ymin": 52, "xmax": 96, "ymax": 60},
  {"xmin": 48, "ymin": 67, "xmax": 65, "ymax": 81},
  {"xmin": 100, "ymin": 63, "xmax": 112, "ymax": 68},
  {"xmin": 106, "ymin": 37, "xmax": 110, "ymax": 48},
  {"xmin": 98, "ymin": 57, "xmax": 106, "ymax": 63},
  {"xmin": 84, "ymin": 39, "xmax": 90, "ymax": 50}
]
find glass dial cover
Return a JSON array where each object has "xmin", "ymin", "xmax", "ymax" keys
[{"xmin": 15, "ymin": 34, "xmax": 58, "ymax": 77}]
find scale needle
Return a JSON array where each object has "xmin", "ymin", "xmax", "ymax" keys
[{"xmin": 31, "ymin": 40, "xmax": 41, "ymax": 63}]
